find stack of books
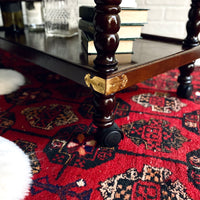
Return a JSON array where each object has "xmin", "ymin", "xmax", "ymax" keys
[{"xmin": 79, "ymin": 6, "xmax": 148, "ymax": 64}]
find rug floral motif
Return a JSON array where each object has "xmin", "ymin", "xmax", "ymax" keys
[{"xmin": 0, "ymin": 49, "xmax": 199, "ymax": 199}]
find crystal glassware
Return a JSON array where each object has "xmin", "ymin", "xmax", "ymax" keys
[{"xmin": 42, "ymin": 0, "xmax": 78, "ymax": 37}]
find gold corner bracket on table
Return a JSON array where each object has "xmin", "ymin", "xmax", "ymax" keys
[
  {"xmin": 84, "ymin": 74, "xmax": 106, "ymax": 94},
  {"xmin": 84, "ymin": 74, "xmax": 128, "ymax": 95}
]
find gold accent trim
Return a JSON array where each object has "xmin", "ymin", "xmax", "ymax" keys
[
  {"xmin": 84, "ymin": 74, "xmax": 128, "ymax": 95},
  {"xmin": 106, "ymin": 74, "xmax": 128, "ymax": 95},
  {"xmin": 84, "ymin": 74, "xmax": 106, "ymax": 94}
]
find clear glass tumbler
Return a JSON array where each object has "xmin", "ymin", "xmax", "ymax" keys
[
  {"xmin": 42, "ymin": 0, "xmax": 78, "ymax": 37},
  {"xmin": 25, "ymin": 1, "xmax": 44, "ymax": 32}
]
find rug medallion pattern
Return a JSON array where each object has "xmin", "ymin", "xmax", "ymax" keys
[{"xmin": 0, "ymin": 49, "xmax": 199, "ymax": 199}]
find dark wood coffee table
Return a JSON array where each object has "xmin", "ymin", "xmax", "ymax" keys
[{"xmin": 0, "ymin": 0, "xmax": 200, "ymax": 147}]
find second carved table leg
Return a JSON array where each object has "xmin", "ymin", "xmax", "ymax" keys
[
  {"xmin": 93, "ymin": 91, "xmax": 123, "ymax": 147},
  {"xmin": 177, "ymin": 0, "xmax": 200, "ymax": 99},
  {"xmin": 91, "ymin": 0, "xmax": 122, "ymax": 146},
  {"xmin": 177, "ymin": 62, "xmax": 195, "ymax": 99}
]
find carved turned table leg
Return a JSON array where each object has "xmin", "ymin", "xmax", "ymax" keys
[
  {"xmin": 93, "ymin": 91, "xmax": 123, "ymax": 146},
  {"xmin": 177, "ymin": 0, "xmax": 200, "ymax": 99},
  {"xmin": 92, "ymin": 0, "xmax": 123, "ymax": 146},
  {"xmin": 177, "ymin": 62, "xmax": 195, "ymax": 98},
  {"xmin": 93, "ymin": 0, "xmax": 121, "ymax": 73}
]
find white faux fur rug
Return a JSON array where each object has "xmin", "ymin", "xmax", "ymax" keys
[
  {"xmin": 0, "ymin": 136, "xmax": 32, "ymax": 200},
  {"xmin": 0, "ymin": 69, "xmax": 25, "ymax": 95}
]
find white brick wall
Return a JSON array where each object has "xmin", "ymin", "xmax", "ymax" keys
[
  {"xmin": 78, "ymin": 0, "xmax": 95, "ymax": 7},
  {"xmin": 78, "ymin": 0, "xmax": 137, "ymax": 7},
  {"xmin": 137, "ymin": 0, "xmax": 191, "ymax": 39},
  {"xmin": 79, "ymin": 0, "xmax": 191, "ymax": 39}
]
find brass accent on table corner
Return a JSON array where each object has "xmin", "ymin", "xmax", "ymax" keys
[
  {"xmin": 106, "ymin": 74, "xmax": 128, "ymax": 95},
  {"xmin": 84, "ymin": 74, "xmax": 128, "ymax": 95},
  {"xmin": 84, "ymin": 74, "xmax": 106, "ymax": 94}
]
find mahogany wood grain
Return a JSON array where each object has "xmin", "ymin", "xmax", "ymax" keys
[
  {"xmin": 93, "ymin": 91, "xmax": 115, "ymax": 128},
  {"xmin": 0, "ymin": 0, "xmax": 199, "ymax": 146},
  {"xmin": 176, "ymin": 0, "xmax": 200, "ymax": 99},
  {"xmin": 0, "ymin": 31, "xmax": 200, "ymax": 93},
  {"xmin": 183, "ymin": 0, "xmax": 200, "ymax": 47},
  {"xmin": 92, "ymin": 0, "xmax": 122, "ymax": 136},
  {"xmin": 93, "ymin": 0, "xmax": 121, "ymax": 73}
]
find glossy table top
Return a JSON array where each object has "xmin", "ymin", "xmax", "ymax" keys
[{"xmin": 0, "ymin": 30, "xmax": 199, "ymax": 90}]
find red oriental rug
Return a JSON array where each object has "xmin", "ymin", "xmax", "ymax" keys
[{"xmin": 0, "ymin": 48, "xmax": 200, "ymax": 200}]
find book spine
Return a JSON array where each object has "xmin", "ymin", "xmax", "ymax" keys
[
  {"xmin": 79, "ymin": 6, "xmax": 94, "ymax": 22},
  {"xmin": 81, "ymin": 31, "xmax": 134, "ymax": 54},
  {"xmin": 121, "ymin": 23, "xmax": 144, "ymax": 26},
  {"xmin": 81, "ymin": 31, "xmax": 90, "ymax": 53},
  {"xmin": 78, "ymin": 19, "xmax": 144, "ymax": 38},
  {"xmin": 79, "ymin": 6, "xmax": 148, "ymax": 23},
  {"xmin": 78, "ymin": 19, "xmax": 95, "ymax": 35}
]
